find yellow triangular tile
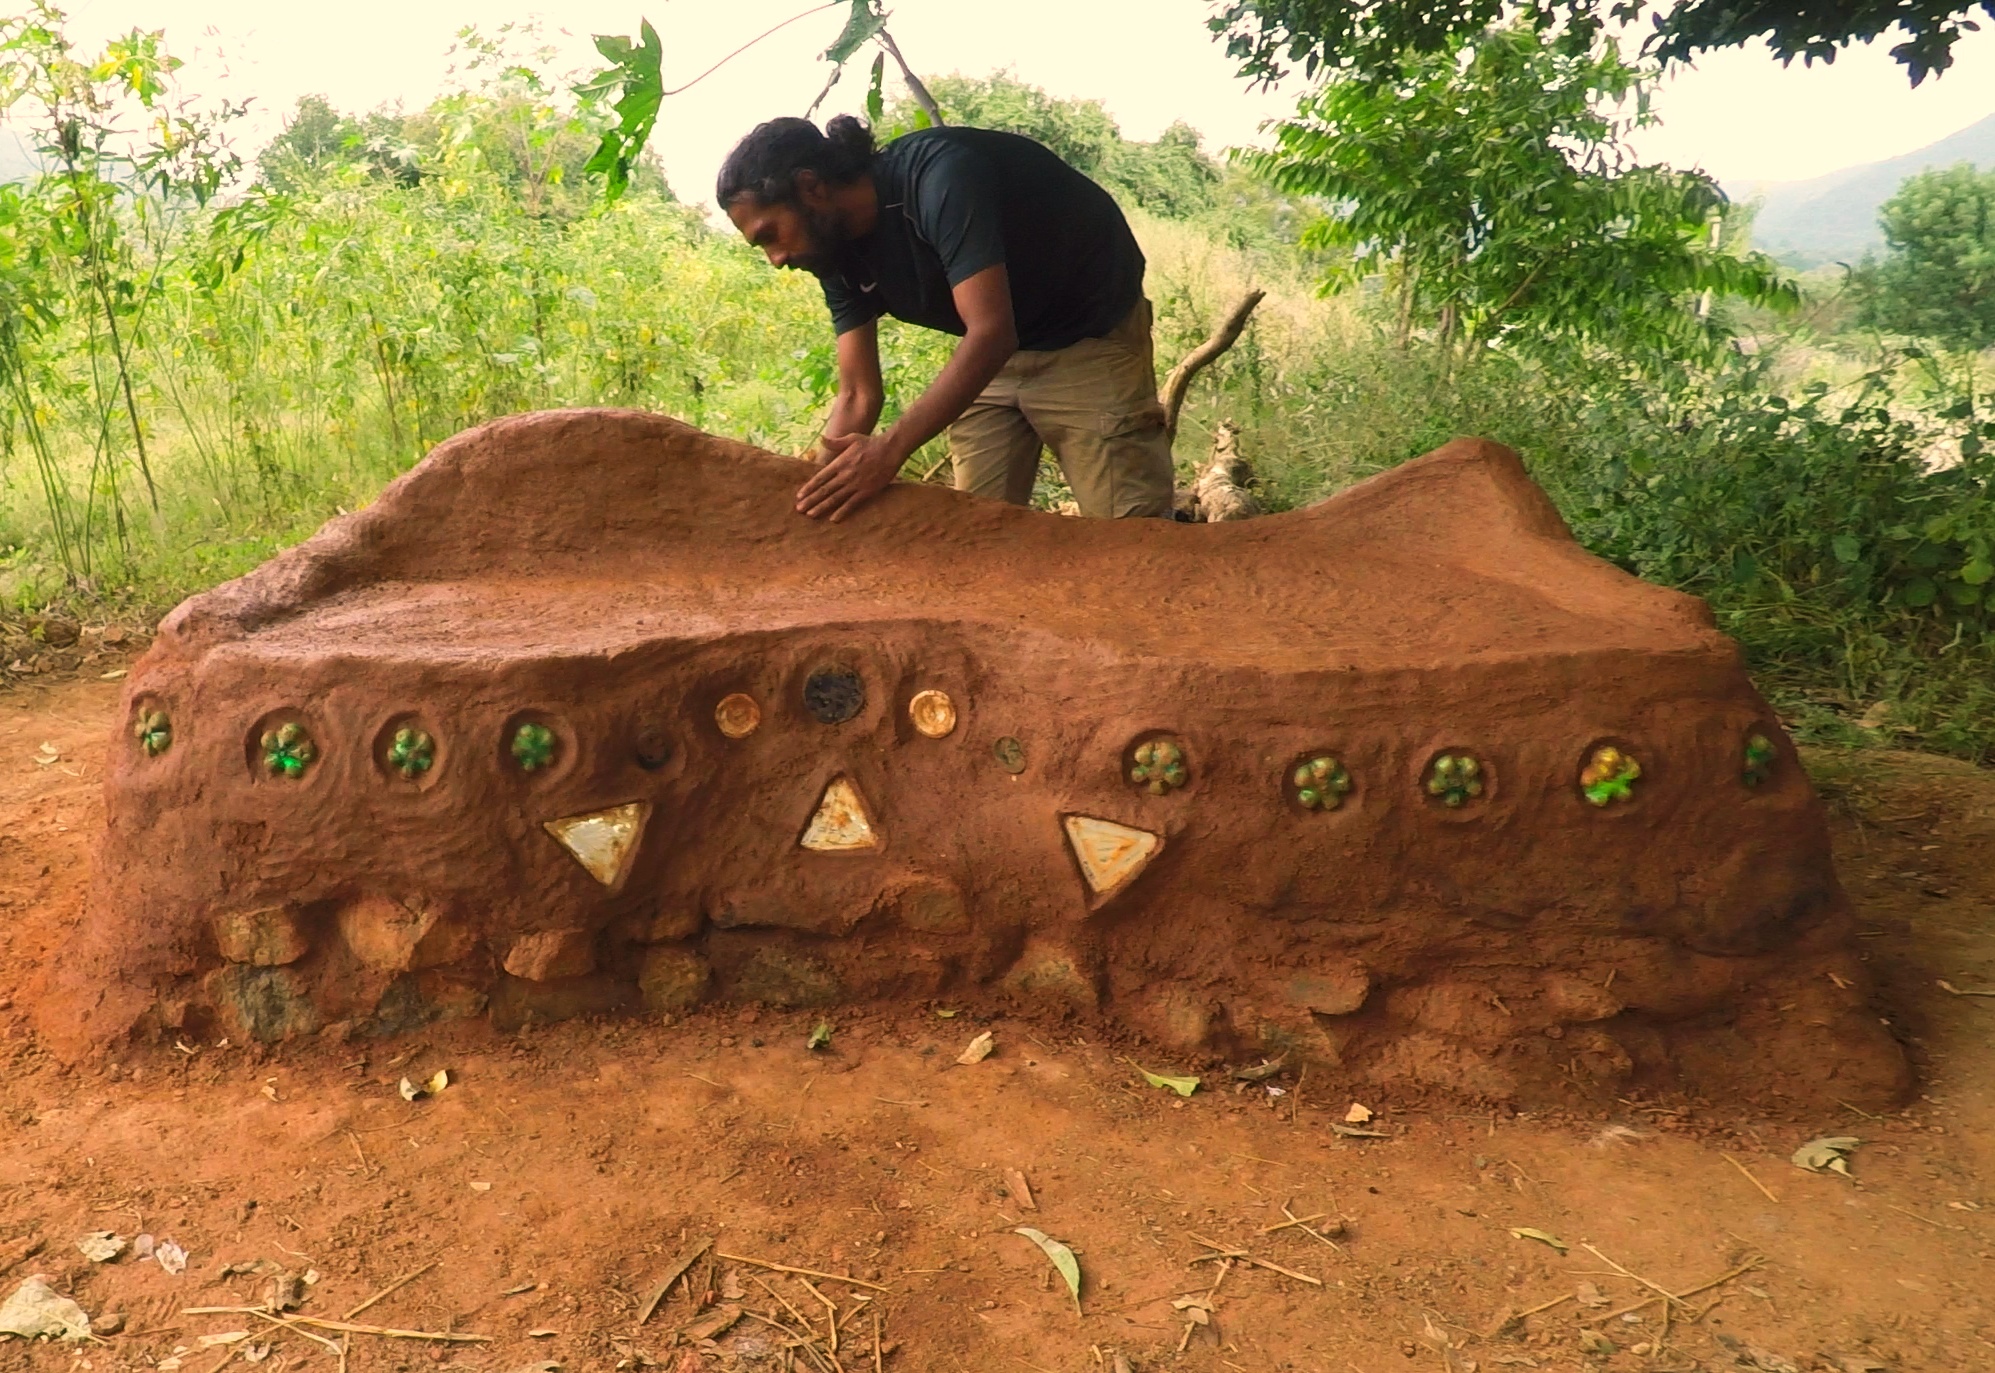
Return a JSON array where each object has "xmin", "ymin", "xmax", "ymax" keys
[
  {"xmin": 544, "ymin": 801, "xmax": 649, "ymax": 887},
  {"xmin": 801, "ymin": 776, "xmax": 880, "ymax": 852},
  {"xmin": 1063, "ymin": 814, "xmax": 1161, "ymax": 897}
]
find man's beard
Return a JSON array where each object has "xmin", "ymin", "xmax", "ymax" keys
[{"xmin": 785, "ymin": 205, "xmax": 848, "ymax": 275}]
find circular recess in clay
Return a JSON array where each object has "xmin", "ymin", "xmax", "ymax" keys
[
  {"xmin": 1421, "ymin": 749, "xmax": 1490, "ymax": 810},
  {"xmin": 1577, "ymin": 739, "xmax": 1642, "ymax": 809},
  {"xmin": 715, "ymin": 692, "xmax": 761, "ymax": 739},
  {"xmin": 908, "ymin": 689, "xmax": 958, "ymax": 739},
  {"xmin": 992, "ymin": 735, "xmax": 1027, "ymax": 774},
  {"xmin": 1287, "ymin": 752, "xmax": 1354, "ymax": 813},
  {"xmin": 245, "ymin": 710, "xmax": 320, "ymax": 783},
  {"xmin": 374, "ymin": 715, "xmax": 442, "ymax": 788},
  {"xmin": 501, "ymin": 713, "xmax": 566, "ymax": 778},
  {"xmin": 1742, "ymin": 728, "xmax": 1779, "ymax": 790},
  {"xmin": 633, "ymin": 720, "xmax": 674, "ymax": 771},
  {"xmin": 131, "ymin": 698, "xmax": 173, "ymax": 759},
  {"xmin": 803, "ymin": 667, "xmax": 866, "ymax": 725},
  {"xmin": 1126, "ymin": 734, "xmax": 1189, "ymax": 796}
]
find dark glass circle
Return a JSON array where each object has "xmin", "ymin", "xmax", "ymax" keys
[
  {"xmin": 804, "ymin": 668, "xmax": 866, "ymax": 724},
  {"xmin": 634, "ymin": 721, "xmax": 672, "ymax": 771}
]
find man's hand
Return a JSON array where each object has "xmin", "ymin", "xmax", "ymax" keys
[{"xmin": 796, "ymin": 431, "xmax": 906, "ymax": 522}]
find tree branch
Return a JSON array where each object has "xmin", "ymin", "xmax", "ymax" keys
[
  {"xmin": 876, "ymin": 29, "xmax": 944, "ymax": 126},
  {"xmin": 1160, "ymin": 289, "xmax": 1265, "ymax": 441}
]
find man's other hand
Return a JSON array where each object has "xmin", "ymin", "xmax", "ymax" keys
[{"xmin": 796, "ymin": 432, "xmax": 903, "ymax": 522}]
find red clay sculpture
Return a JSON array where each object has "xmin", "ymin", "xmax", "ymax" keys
[{"xmin": 52, "ymin": 409, "xmax": 1910, "ymax": 1107}]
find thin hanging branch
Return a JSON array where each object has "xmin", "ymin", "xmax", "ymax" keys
[{"xmin": 875, "ymin": 30, "xmax": 944, "ymax": 125}]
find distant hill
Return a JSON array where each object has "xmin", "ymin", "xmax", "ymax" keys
[{"xmin": 1734, "ymin": 113, "xmax": 1995, "ymax": 268}]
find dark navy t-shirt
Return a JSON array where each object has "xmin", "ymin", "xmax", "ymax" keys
[{"xmin": 814, "ymin": 127, "xmax": 1145, "ymax": 352}]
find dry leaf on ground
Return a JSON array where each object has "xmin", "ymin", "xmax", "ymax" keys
[
  {"xmin": 1791, "ymin": 1136, "xmax": 1861, "ymax": 1175},
  {"xmin": 399, "ymin": 1069, "xmax": 451, "ymax": 1102},
  {"xmin": 0, "ymin": 1277, "xmax": 92, "ymax": 1341},
  {"xmin": 75, "ymin": 1232, "xmax": 126, "ymax": 1263},
  {"xmin": 956, "ymin": 1031, "xmax": 995, "ymax": 1065},
  {"xmin": 1133, "ymin": 1064, "xmax": 1200, "ymax": 1097},
  {"xmin": 1509, "ymin": 1227, "xmax": 1568, "ymax": 1254},
  {"xmin": 1014, "ymin": 1227, "xmax": 1082, "ymax": 1312}
]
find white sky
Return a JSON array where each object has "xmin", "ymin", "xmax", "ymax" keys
[{"xmin": 46, "ymin": 0, "xmax": 1995, "ymax": 198}]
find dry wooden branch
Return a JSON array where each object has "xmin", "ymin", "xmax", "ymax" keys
[{"xmin": 1160, "ymin": 290, "xmax": 1267, "ymax": 441}]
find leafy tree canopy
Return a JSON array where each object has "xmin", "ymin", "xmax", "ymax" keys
[
  {"xmin": 1855, "ymin": 164, "xmax": 1995, "ymax": 350},
  {"xmin": 881, "ymin": 71, "xmax": 1222, "ymax": 220},
  {"xmin": 1239, "ymin": 23, "xmax": 1795, "ymax": 359},
  {"xmin": 1210, "ymin": 0, "xmax": 1995, "ymax": 86}
]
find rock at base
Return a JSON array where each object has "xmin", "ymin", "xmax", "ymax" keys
[
  {"xmin": 212, "ymin": 906, "xmax": 310, "ymax": 967},
  {"xmin": 503, "ymin": 928, "xmax": 597, "ymax": 982}
]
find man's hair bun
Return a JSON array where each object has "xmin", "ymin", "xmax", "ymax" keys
[{"xmin": 717, "ymin": 116, "xmax": 878, "ymax": 209}]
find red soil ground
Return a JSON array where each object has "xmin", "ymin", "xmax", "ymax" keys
[{"xmin": 1, "ymin": 667, "xmax": 1991, "ymax": 1372}]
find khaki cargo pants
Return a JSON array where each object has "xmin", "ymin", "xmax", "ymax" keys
[{"xmin": 948, "ymin": 298, "xmax": 1175, "ymax": 519}]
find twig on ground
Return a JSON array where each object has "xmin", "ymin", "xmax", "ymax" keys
[
  {"xmin": 1259, "ymin": 1211, "xmax": 1329, "ymax": 1234},
  {"xmin": 1581, "ymin": 1254, "xmax": 1764, "ymax": 1326},
  {"xmin": 1276, "ymin": 1202, "xmax": 1344, "ymax": 1251},
  {"xmin": 1887, "ymin": 1203, "xmax": 1949, "ymax": 1229},
  {"xmin": 718, "ymin": 1252, "xmax": 889, "ymax": 1292},
  {"xmin": 1487, "ymin": 1288, "xmax": 1577, "ymax": 1336},
  {"xmin": 1187, "ymin": 1235, "xmax": 1322, "ymax": 1286},
  {"xmin": 798, "ymin": 1277, "xmax": 839, "ymax": 1354},
  {"xmin": 1581, "ymin": 1245, "xmax": 1695, "ymax": 1313},
  {"xmin": 1721, "ymin": 1153, "xmax": 1780, "ymax": 1204},
  {"xmin": 180, "ymin": 1307, "xmax": 490, "ymax": 1343},
  {"xmin": 343, "ymin": 1260, "xmax": 438, "ymax": 1320}
]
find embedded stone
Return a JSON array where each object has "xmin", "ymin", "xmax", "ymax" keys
[
  {"xmin": 800, "ymin": 776, "xmax": 879, "ymax": 852},
  {"xmin": 338, "ymin": 895, "xmax": 472, "ymax": 973},
  {"xmin": 714, "ymin": 941, "xmax": 843, "ymax": 1007},
  {"xmin": 1146, "ymin": 986, "xmax": 1214, "ymax": 1051},
  {"xmin": 1540, "ymin": 971, "xmax": 1624, "ymax": 1022},
  {"xmin": 1000, "ymin": 939, "xmax": 1099, "ymax": 1011},
  {"xmin": 503, "ymin": 928, "xmax": 597, "ymax": 982},
  {"xmin": 1286, "ymin": 962, "xmax": 1371, "ymax": 1016},
  {"xmin": 638, "ymin": 945, "xmax": 712, "ymax": 1014},
  {"xmin": 208, "ymin": 964, "xmax": 321, "ymax": 1043},
  {"xmin": 544, "ymin": 801, "xmax": 649, "ymax": 887},
  {"xmin": 880, "ymin": 876, "xmax": 970, "ymax": 934},
  {"xmin": 212, "ymin": 906, "xmax": 310, "ymax": 967},
  {"xmin": 1062, "ymin": 814, "xmax": 1161, "ymax": 901}
]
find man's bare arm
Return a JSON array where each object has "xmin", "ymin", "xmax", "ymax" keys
[
  {"xmin": 797, "ymin": 264, "xmax": 1018, "ymax": 521},
  {"xmin": 810, "ymin": 321, "xmax": 883, "ymax": 460}
]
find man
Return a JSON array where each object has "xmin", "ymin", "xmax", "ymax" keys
[{"xmin": 717, "ymin": 114, "xmax": 1174, "ymax": 522}]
